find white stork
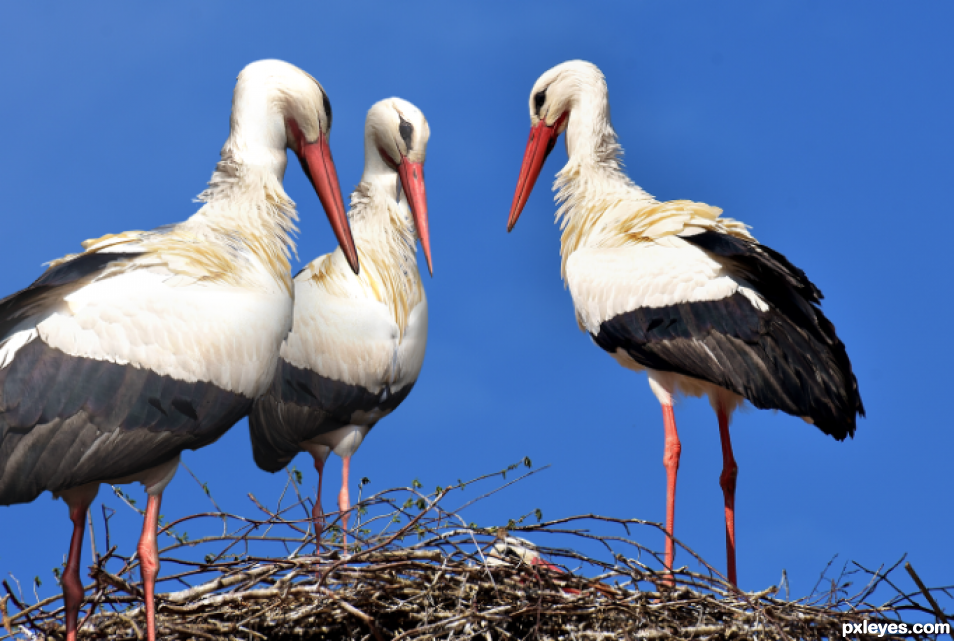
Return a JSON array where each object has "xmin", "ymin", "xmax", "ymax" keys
[
  {"xmin": 507, "ymin": 60, "xmax": 864, "ymax": 586},
  {"xmin": 0, "ymin": 59, "xmax": 357, "ymax": 641},
  {"xmin": 249, "ymin": 97, "xmax": 431, "ymax": 552}
]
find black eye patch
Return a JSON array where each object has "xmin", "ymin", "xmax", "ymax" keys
[
  {"xmin": 534, "ymin": 88, "xmax": 547, "ymax": 115},
  {"xmin": 322, "ymin": 91, "xmax": 333, "ymax": 129},
  {"xmin": 398, "ymin": 115, "xmax": 414, "ymax": 152}
]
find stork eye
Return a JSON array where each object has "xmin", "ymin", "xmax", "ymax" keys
[
  {"xmin": 534, "ymin": 88, "xmax": 547, "ymax": 114},
  {"xmin": 322, "ymin": 91, "xmax": 333, "ymax": 129},
  {"xmin": 398, "ymin": 116, "xmax": 414, "ymax": 152}
]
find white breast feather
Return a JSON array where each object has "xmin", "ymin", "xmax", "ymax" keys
[
  {"xmin": 282, "ymin": 278, "xmax": 396, "ymax": 392},
  {"xmin": 394, "ymin": 297, "xmax": 428, "ymax": 391},
  {"xmin": 281, "ymin": 278, "xmax": 427, "ymax": 394}
]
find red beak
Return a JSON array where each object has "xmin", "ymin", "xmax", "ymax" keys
[
  {"xmin": 300, "ymin": 132, "xmax": 360, "ymax": 274},
  {"xmin": 398, "ymin": 158, "xmax": 432, "ymax": 276},
  {"xmin": 507, "ymin": 113, "xmax": 566, "ymax": 232}
]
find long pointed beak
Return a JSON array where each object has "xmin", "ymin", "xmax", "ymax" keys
[
  {"xmin": 300, "ymin": 133, "xmax": 360, "ymax": 274},
  {"xmin": 507, "ymin": 114, "xmax": 565, "ymax": 232},
  {"xmin": 398, "ymin": 158, "xmax": 432, "ymax": 276}
]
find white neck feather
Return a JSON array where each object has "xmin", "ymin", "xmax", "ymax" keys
[
  {"xmin": 349, "ymin": 163, "xmax": 419, "ymax": 278},
  {"xmin": 189, "ymin": 93, "xmax": 299, "ymax": 279},
  {"xmin": 316, "ymin": 163, "xmax": 422, "ymax": 336},
  {"xmin": 553, "ymin": 74, "xmax": 655, "ymax": 279}
]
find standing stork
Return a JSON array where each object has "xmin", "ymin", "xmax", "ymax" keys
[
  {"xmin": 0, "ymin": 60, "xmax": 358, "ymax": 641},
  {"xmin": 506, "ymin": 60, "xmax": 864, "ymax": 586},
  {"xmin": 249, "ymin": 97, "xmax": 431, "ymax": 552}
]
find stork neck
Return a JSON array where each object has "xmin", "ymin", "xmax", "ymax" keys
[
  {"xmin": 187, "ymin": 126, "xmax": 298, "ymax": 292},
  {"xmin": 321, "ymin": 168, "xmax": 423, "ymax": 336},
  {"xmin": 553, "ymin": 91, "xmax": 654, "ymax": 279},
  {"xmin": 349, "ymin": 168, "xmax": 418, "ymax": 263},
  {"xmin": 564, "ymin": 83, "xmax": 623, "ymax": 170}
]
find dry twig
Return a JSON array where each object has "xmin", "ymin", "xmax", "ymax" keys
[{"xmin": 2, "ymin": 461, "xmax": 951, "ymax": 640}]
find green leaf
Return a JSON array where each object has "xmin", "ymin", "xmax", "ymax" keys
[
  {"xmin": 412, "ymin": 478, "xmax": 422, "ymax": 489},
  {"xmin": 435, "ymin": 485, "xmax": 443, "ymax": 495},
  {"xmin": 534, "ymin": 508, "xmax": 543, "ymax": 522},
  {"xmin": 524, "ymin": 456, "xmax": 532, "ymax": 468},
  {"xmin": 360, "ymin": 477, "xmax": 370, "ymax": 487},
  {"xmin": 416, "ymin": 498, "xmax": 427, "ymax": 511},
  {"xmin": 34, "ymin": 576, "xmax": 41, "ymax": 587}
]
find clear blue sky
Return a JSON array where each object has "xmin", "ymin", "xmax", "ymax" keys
[{"xmin": 1, "ymin": 1, "xmax": 952, "ymax": 602}]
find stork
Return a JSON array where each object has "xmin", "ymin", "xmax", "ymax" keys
[
  {"xmin": 249, "ymin": 97, "xmax": 431, "ymax": 553},
  {"xmin": 0, "ymin": 60, "xmax": 358, "ymax": 641},
  {"xmin": 507, "ymin": 60, "xmax": 864, "ymax": 586}
]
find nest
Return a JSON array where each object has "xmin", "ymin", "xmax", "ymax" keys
[{"xmin": 2, "ymin": 461, "xmax": 951, "ymax": 640}]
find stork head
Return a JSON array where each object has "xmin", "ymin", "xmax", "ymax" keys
[
  {"xmin": 507, "ymin": 60, "xmax": 604, "ymax": 232},
  {"xmin": 234, "ymin": 60, "xmax": 358, "ymax": 274},
  {"xmin": 366, "ymin": 98, "xmax": 433, "ymax": 276}
]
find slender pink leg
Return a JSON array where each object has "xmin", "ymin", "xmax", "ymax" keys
[
  {"xmin": 337, "ymin": 456, "xmax": 352, "ymax": 554},
  {"xmin": 137, "ymin": 494, "xmax": 162, "ymax": 641},
  {"xmin": 63, "ymin": 497, "xmax": 93, "ymax": 641},
  {"xmin": 661, "ymin": 403, "xmax": 681, "ymax": 583},
  {"xmin": 716, "ymin": 404, "xmax": 738, "ymax": 587},
  {"xmin": 312, "ymin": 457, "xmax": 326, "ymax": 553}
]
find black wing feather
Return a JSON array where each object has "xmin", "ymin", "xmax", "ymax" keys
[
  {"xmin": 0, "ymin": 339, "xmax": 252, "ymax": 504},
  {"xmin": 0, "ymin": 251, "xmax": 252, "ymax": 505},
  {"xmin": 592, "ymin": 231, "xmax": 864, "ymax": 440},
  {"xmin": 249, "ymin": 358, "xmax": 414, "ymax": 473}
]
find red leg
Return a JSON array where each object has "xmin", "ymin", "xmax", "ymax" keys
[
  {"xmin": 716, "ymin": 404, "xmax": 738, "ymax": 587},
  {"xmin": 337, "ymin": 456, "xmax": 352, "ymax": 554},
  {"xmin": 661, "ymin": 403, "xmax": 681, "ymax": 583},
  {"xmin": 312, "ymin": 457, "xmax": 325, "ymax": 554},
  {"xmin": 137, "ymin": 494, "xmax": 162, "ymax": 641},
  {"xmin": 63, "ymin": 497, "xmax": 93, "ymax": 641}
]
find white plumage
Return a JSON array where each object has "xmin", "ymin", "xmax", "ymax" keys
[
  {"xmin": 508, "ymin": 60, "xmax": 863, "ymax": 587},
  {"xmin": 250, "ymin": 97, "xmax": 432, "ymax": 553},
  {"xmin": 281, "ymin": 268, "xmax": 428, "ymax": 395},
  {"xmin": 0, "ymin": 59, "xmax": 356, "ymax": 641}
]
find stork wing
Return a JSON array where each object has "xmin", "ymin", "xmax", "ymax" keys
[
  {"xmin": 568, "ymin": 232, "xmax": 863, "ymax": 439},
  {"xmin": 0, "ymin": 250, "xmax": 286, "ymax": 505},
  {"xmin": 0, "ymin": 251, "xmax": 142, "ymax": 342}
]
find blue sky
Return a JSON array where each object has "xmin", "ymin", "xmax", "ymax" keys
[{"xmin": 1, "ymin": 1, "xmax": 952, "ymax": 604}]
